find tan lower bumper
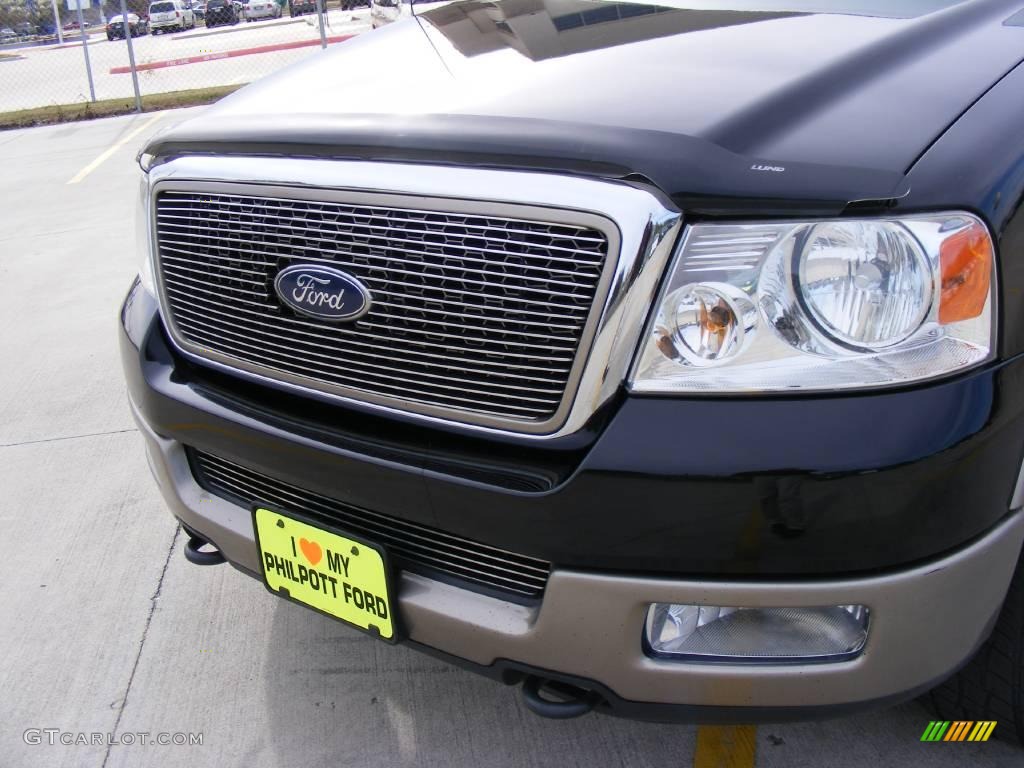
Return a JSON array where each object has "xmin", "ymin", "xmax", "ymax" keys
[{"xmin": 134, "ymin": 400, "xmax": 1024, "ymax": 709}]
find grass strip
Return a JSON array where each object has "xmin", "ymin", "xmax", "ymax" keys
[{"xmin": 0, "ymin": 84, "xmax": 244, "ymax": 130}]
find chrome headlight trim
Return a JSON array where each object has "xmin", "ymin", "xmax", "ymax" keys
[{"xmin": 628, "ymin": 215, "xmax": 997, "ymax": 395}]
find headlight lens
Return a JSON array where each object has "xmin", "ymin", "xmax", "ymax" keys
[
  {"xmin": 630, "ymin": 213, "xmax": 994, "ymax": 393},
  {"xmin": 659, "ymin": 283, "xmax": 757, "ymax": 366},
  {"xmin": 798, "ymin": 221, "xmax": 932, "ymax": 350}
]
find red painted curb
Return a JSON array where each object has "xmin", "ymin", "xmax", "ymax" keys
[{"xmin": 109, "ymin": 33, "xmax": 354, "ymax": 74}]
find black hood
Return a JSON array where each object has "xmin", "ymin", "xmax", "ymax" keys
[{"xmin": 147, "ymin": 0, "xmax": 1024, "ymax": 212}]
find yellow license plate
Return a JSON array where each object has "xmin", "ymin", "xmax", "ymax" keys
[{"xmin": 253, "ymin": 507, "xmax": 397, "ymax": 641}]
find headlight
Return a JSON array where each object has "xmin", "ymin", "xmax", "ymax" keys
[
  {"xmin": 630, "ymin": 213, "xmax": 994, "ymax": 393},
  {"xmin": 136, "ymin": 171, "xmax": 155, "ymax": 296},
  {"xmin": 798, "ymin": 221, "xmax": 932, "ymax": 350}
]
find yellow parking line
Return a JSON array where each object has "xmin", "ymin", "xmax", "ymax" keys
[
  {"xmin": 694, "ymin": 725, "xmax": 757, "ymax": 768},
  {"xmin": 67, "ymin": 113, "xmax": 163, "ymax": 185}
]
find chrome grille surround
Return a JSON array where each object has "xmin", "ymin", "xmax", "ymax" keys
[
  {"xmin": 155, "ymin": 183, "xmax": 613, "ymax": 428},
  {"xmin": 190, "ymin": 448, "xmax": 551, "ymax": 599},
  {"xmin": 146, "ymin": 158, "xmax": 683, "ymax": 438}
]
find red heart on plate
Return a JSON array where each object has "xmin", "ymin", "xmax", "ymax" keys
[{"xmin": 299, "ymin": 538, "xmax": 322, "ymax": 567}]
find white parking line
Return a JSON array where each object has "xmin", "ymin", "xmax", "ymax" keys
[{"xmin": 66, "ymin": 112, "xmax": 163, "ymax": 185}]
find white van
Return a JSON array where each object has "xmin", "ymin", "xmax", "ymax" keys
[{"xmin": 149, "ymin": 0, "xmax": 196, "ymax": 33}]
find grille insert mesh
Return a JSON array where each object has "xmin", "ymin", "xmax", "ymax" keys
[{"xmin": 156, "ymin": 191, "xmax": 610, "ymax": 424}]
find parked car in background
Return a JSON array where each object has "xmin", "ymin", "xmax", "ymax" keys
[
  {"xmin": 204, "ymin": 0, "xmax": 240, "ymax": 26},
  {"xmin": 0, "ymin": 27, "xmax": 15, "ymax": 42},
  {"xmin": 13, "ymin": 21, "xmax": 36, "ymax": 37},
  {"xmin": 244, "ymin": 0, "xmax": 282, "ymax": 20},
  {"xmin": 106, "ymin": 13, "xmax": 149, "ymax": 39},
  {"xmin": 193, "ymin": 0, "xmax": 207, "ymax": 19},
  {"xmin": 288, "ymin": 0, "xmax": 317, "ymax": 16},
  {"xmin": 149, "ymin": 0, "xmax": 196, "ymax": 33}
]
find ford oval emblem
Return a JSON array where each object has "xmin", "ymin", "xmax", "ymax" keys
[{"xmin": 273, "ymin": 264, "xmax": 372, "ymax": 322}]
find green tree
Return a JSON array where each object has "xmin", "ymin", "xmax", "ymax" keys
[{"xmin": 0, "ymin": 1, "xmax": 29, "ymax": 28}]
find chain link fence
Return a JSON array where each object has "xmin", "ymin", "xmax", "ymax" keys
[{"xmin": 0, "ymin": 0, "xmax": 372, "ymax": 117}]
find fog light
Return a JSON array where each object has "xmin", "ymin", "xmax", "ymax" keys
[{"xmin": 644, "ymin": 603, "xmax": 869, "ymax": 663}]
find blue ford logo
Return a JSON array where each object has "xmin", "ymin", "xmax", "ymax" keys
[{"xmin": 273, "ymin": 264, "xmax": 371, "ymax": 322}]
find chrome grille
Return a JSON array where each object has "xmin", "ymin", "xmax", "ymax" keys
[
  {"xmin": 191, "ymin": 449, "xmax": 551, "ymax": 599},
  {"xmin": 154, "ymin": 190, "xmax": 611, "ymax": 427}
]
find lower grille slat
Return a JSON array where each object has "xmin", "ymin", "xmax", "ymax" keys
[
  {"xmin": 178, "ymin": 324, "xmax": 558, "ymax": 415},
  {"xmin": 174, "ymin": 313, "xmax": 566, "ymax": 397},
  {"xmin": 155, "ymin": 189, "xmax": 611, "ymax": 428},
  {"xmin": 191, "ymin": 449, "xmax": 551, "ymax": 599},
  {"xmin": 173, "ymin": 306, "xmax": 571, "ymax": 387}
]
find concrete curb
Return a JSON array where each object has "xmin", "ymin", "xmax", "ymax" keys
[
  {"xmin": 169, "ymin": 17, "xmax": 304, "ymax": 41},
  {"xmin": 109, "ymin": 32, "xmax": 355, "ymax": 73}
]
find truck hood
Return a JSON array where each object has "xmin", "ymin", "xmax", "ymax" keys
[{"xmin": 148, "ymin": 0, "xmax": 1024, "ymax": 212}]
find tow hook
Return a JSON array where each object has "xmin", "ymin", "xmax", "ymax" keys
[
  {"xmin": 521, "ymin": 676, "xmax": 602, "ymax": 719},
  {"xmin": 183, "ymin": 533, "xmax": 226, "ymax": 566}
]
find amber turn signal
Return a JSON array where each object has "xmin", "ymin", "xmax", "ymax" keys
[{"xmin": 940, "ymin": 221, "xmax": 993, "ymax": 324}]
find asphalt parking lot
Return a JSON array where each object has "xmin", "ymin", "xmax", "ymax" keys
[
  {"xmin": 0, "ymin": 10, "xmax": 370, "ymax": 112},
  {"xmin": 1, "ymin": 110, "xmax": 1021, "ymax": 768}
]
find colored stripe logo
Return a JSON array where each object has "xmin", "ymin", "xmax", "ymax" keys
[{"xmin": 921, "ymin": 721, "xmax": 997, "ymax": 742}]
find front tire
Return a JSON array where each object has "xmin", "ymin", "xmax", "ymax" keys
[{"xmin": 927, "ymin": 545, "xmax": 1024, "ymax": 745}]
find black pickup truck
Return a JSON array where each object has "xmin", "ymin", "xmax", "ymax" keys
[{"xmin": 120, "ymin": 0, "xmax": 1024, "ymax": 739}]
